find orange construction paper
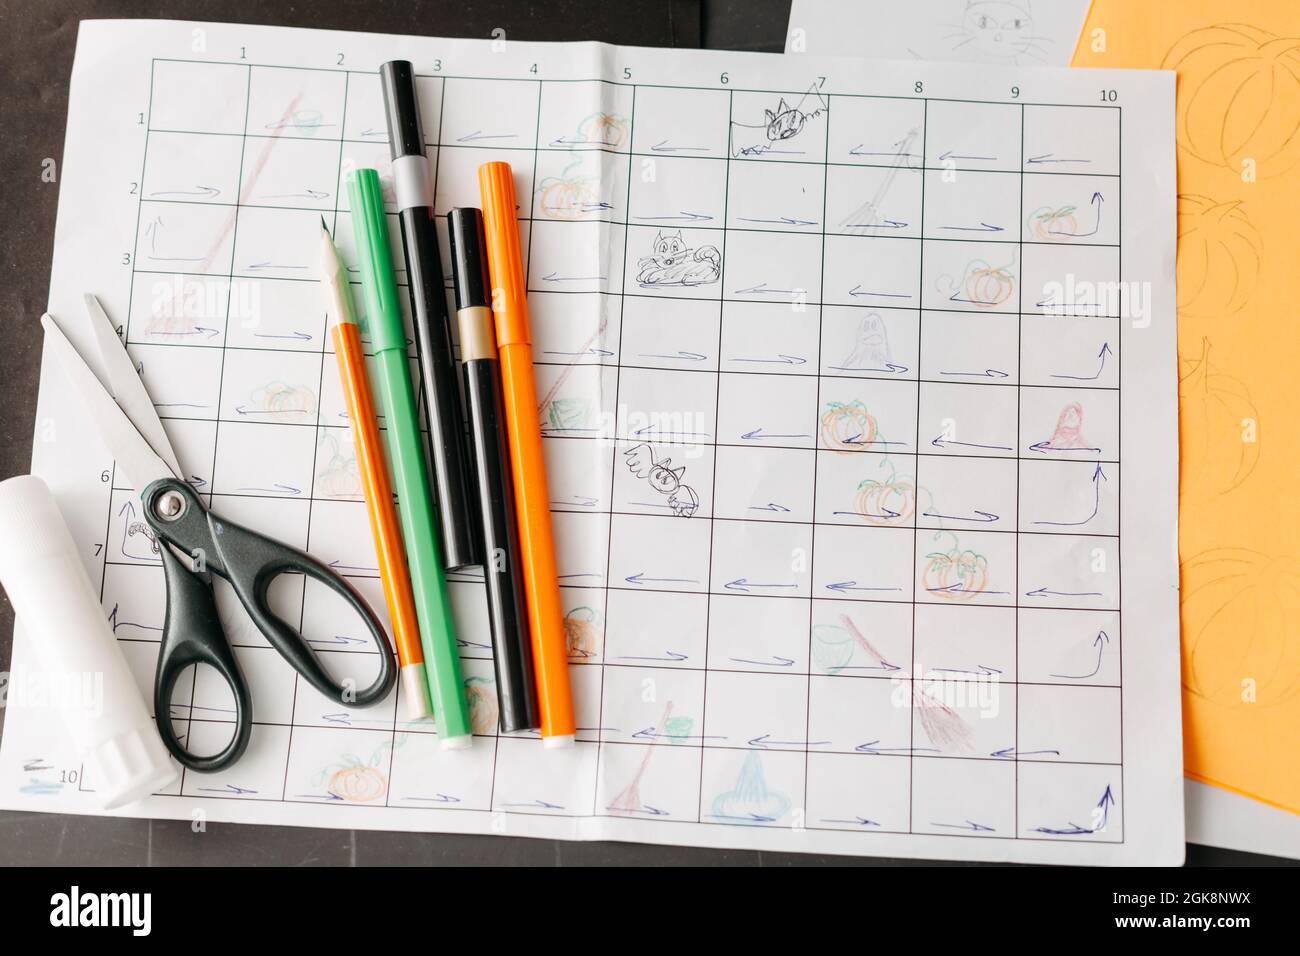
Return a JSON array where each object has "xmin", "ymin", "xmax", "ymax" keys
[{"xmin": 1074, "ymin": 0, "xmax": 1300, "ymax": 814}]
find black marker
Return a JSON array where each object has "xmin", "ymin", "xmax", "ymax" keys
[
  {"xmin": 447, "ymin": 207, "xmax": 539, "ymax": 733},
  {"xmin": 379, "ymin": 60, "xmax": 480, "ymax": 569}
]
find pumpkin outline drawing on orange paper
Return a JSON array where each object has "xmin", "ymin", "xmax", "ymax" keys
[
  {"xmin": 1178, "ymin": 338, "xmax": 1261, "ymax": 503},
  {"xmin": 1176, "ymin": 194, "xmax": 1263, "ymax": 319},
  {"xmin": 1162, "ymin": 23, "xmax": 1300, "ymax": 177},
  {"xmin": 1181, "ymin": 548, "xmax": 1300, "ymax": 709}
]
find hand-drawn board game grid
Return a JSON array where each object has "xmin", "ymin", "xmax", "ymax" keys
[
  {"xmin": 108, "ymin": 54, "xmax": 1124, "ymax": 843},
  {"xmin": 521, "ymin": 77, "xmax": 1124, "ymax": 839}
]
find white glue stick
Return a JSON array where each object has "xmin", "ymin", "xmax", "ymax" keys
[{"xmin": 0, "ymin": 475, "xmax": 177, "ymax": 809}]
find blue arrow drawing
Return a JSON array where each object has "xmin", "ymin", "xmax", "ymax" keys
[
  {"xmin": 1050, "ymin": 630, "xmax": 1111, "ymax": 680},
  {"xmin": 1033, "ymin": 464, "xmax": 1107, "ymax": 527},
  {"xmin": 1051, "ymin": 342, "xmax": 1112, "ymax": 382}
]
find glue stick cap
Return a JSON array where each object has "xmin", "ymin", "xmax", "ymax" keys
[{"xmin": 0, "ymin": 475, "xmax": 178, "ymax": 809}]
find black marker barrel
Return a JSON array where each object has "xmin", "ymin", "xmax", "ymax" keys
[
  {"xmin": 448, "ymin": 207, "xmax": 539, "ymax": 733},
  {"xmin": 379, "ymin": 60, "xmax": 480, "ymax": 570}
]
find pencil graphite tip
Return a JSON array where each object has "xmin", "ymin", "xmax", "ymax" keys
[{"xmin": 320, "ymin": 215, "xmax": 330, "ymax": 237}]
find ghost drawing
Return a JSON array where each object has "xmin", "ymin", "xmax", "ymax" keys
[{"xmin": 841, "ymin": 312, "xmax": 894, "ymax": 372}]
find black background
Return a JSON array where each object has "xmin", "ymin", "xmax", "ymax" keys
[{"xmin": 0, "ymin": 0, "xmax": 1289, "ymax": 866}]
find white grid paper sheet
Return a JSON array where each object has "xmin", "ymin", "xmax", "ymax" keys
[{"xmin": 0, "ymin": 19, "xmax": 1182, "ymax": 866}]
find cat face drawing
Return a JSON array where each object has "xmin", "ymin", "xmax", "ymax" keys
[
  {"xmin": 636, "ymin": 230, "xmax": 722, "ymax": 287},
  {"xmin": 652, "ymin": 230, "xmax": 688, "ymax": 264},
  {"xmin": 729, "ymin": 84, "xmax": 826, "ymax": 158},
  {"xmin": 956, "ymin": 1, "xmax": 1039, "ymax": 63},
  {"xmin": 764, "ymin": 99, "xmax": 807, "ymax": 142},
  {"xmin": 647, "ymin": 461, "xmax": 685, "ymax": 495},
  {"xmin": 624, "ymin": 442, "xmax": 700, "ymax": 517}
]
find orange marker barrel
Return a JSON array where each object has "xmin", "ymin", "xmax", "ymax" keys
[{"xmin": 478, "ymin": 161, "xmax": 576, "ymax": 746}]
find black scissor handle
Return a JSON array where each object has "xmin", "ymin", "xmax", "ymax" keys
[
  {"xmin": 154, "ymin": 544, "xmax": 253, "ymax": 771},
  {"xmin": 143, "ymin": 479, "xmax": 397, "ymax": 718}
]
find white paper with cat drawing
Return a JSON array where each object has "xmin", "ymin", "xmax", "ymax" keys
[
  {"xmin": 786, "ymin": 0, "xmax": 1092, "ymax": 66},
  {"xmin": 0, "ymin": 18, "xmax": 1182, "ymax": 865}
]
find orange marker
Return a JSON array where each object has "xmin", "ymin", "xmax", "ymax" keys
[
  {"xmin": 478, "ymin": 162, "xmax": 576, "ymax": 746},
  {"xmin": 319, "ymin": 219, "xmax": 434, "ymax": 721}
]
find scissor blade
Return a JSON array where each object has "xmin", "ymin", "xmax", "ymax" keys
[
  {"xmin": 41, "ymin": 312, "xmax": 178, "ymax": 493},
  {"xmin": 83, "ymin": 294, "xmax": 185, "ymax": 480}
]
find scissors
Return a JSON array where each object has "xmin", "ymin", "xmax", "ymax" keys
[{"xmin": 42, "ymin": 295, "xmax": 397, "ymax": 772}]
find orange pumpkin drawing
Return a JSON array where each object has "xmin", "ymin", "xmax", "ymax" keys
[
  {"xmin": 315, "ymin": 433, "xmax": 362, "ymax": 499},
  {"xmin": 854, "ymin": 472, "xmax": 916, "ymax": 526},
  {"xmin": 961, "ymin": 260, "xmax": 1015, "ymax": 309},
  {"xmin": 923, "ymin": 546, "xmax": 990, "ymax": 602},
  {"xmin": 1176, "ymin": 195, "xmax": 1263, "ymax": 318},
  {"xmin": 1028, "ymin": 205, "xmax": 1078, "ymax": 240},
  {"xmin": 820, "ymin": 400, "xmax": 878, "ymax": 451},
  {"xmin": 1163, "ymin": 24, "xmax": 1300, "ymax": 175},
  {"xmin": 1178, "ymin": 339, "xmax": 1260, "ymax": 503},
  {"xmin": 465, "ymin": 676, "xmax": 500, "ymax": 735},
  {"xmin": 326, "ymin": 762, "xmax": 387, "ymax": 803},
  {"xmin": 537, "ymin": 175, "xmax": 601, "ymax": 220},
  {"xmin": 1181, "ymin": 549, "xmax": 1300, "ymax": 708},
  {"xmin": 564, "ymin": 606, "xmax": 600, "ymax": 659},
  {"xmin": 250, "ymin": 381, "xmax": 317, "ymax": 423},
  {"xmin": 579, "ymin": 112, "xmax": 629, "ymax": 148}
]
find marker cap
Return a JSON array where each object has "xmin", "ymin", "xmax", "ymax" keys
[
  {"xmin": 346, "ymin": 168, "xmax": 407, "ymax": 355},
  {"xmin": 378, "ymin": 60, "xmax": 424, "ymax": 159},
  {"xmin": 477, "ymin": 162, "xmax": 531, "ymax": 347},
  {"xmin": 447, "ymin": 207, "xmax": 490, "ymax": 312}
]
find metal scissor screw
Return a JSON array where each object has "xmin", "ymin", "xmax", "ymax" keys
[{"xmin": 153, "ymin": 489, "xmax": 187, "ymax": 522}]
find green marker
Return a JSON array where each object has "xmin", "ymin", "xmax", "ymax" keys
[{"xmin": 347, "ymin": 168, "xmax": 471, "ymax": 749}]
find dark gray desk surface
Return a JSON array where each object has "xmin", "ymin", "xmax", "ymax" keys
[{"xmin": 0, "ymin": 0, "xmax": 1289, "ymax": 867}]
